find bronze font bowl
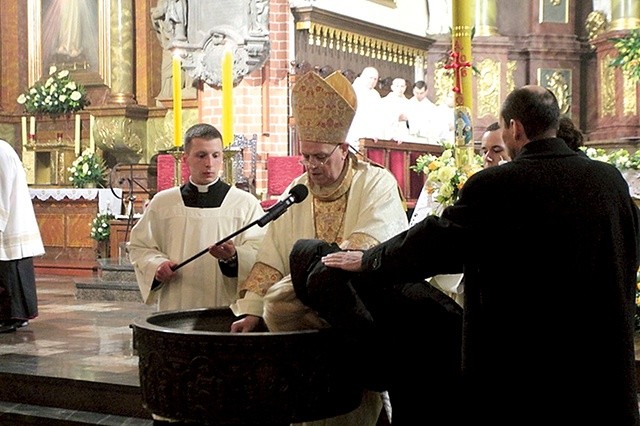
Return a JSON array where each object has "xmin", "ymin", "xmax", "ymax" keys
[{"xmin": 132, "ymin": 307, "xmax": 363, "ymax": 425}]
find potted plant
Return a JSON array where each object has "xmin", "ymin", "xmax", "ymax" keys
[
  {"xmin": 609, "ymin": 28, "xmax": 640, "ymax": 82},
  {"xmin": 68, "ymin": 149, "xmax": 107, "ymax": 188}
]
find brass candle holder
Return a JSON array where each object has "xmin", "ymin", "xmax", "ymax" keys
[
  {"xmin": 168, "ymin": 146, "xmax": 184, "ymax": 187},
  {"xmin": 223, "ymin": 146, "xmax": 241, "ymax": 187}
]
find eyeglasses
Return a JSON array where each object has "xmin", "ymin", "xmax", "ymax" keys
[{"xmin": 299, "ymin": 144, "xmax": 340, "ymax": 167}]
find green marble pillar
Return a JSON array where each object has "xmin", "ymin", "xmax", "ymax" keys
[
  {"xmin": 109, "ymin": 0, "xmax": 135, "ymax": 104},
  {"xmin": 611, "ymin": 0, "xmax": 640, "ymax": 31}
]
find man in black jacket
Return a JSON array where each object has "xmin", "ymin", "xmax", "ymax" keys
[{"xmin": 321, "ymin": 85, "xmax": 640, "ymax": 425}]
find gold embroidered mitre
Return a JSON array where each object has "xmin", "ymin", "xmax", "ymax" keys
[{"xmin": 292, "ymin": 71, "xmax": 357, "ymax": 145}]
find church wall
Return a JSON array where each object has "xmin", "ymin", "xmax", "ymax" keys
[
  {"xmin": 199, "ymin": 0, "xmax": 292, "ymax": 198},
  {"xmin": 308, "ymin": 0, "xmax": 429, "ymax": 38}
]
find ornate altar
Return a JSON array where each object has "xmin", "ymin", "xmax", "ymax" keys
[
  {"xmin": 20, "ymin": 114, "xmax": 93, "ymax": 186},
  {"xmin": 30, "ymin": 188, "xmax": 122, "ymax": 264}
]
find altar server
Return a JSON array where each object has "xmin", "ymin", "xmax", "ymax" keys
[
  {"xmin": 0, "ymin": 139, "xmax": 44, "ymax": 333},
  {"xmin": 128, "ymin": 123, "xmax": 265, "ymax": 312}
]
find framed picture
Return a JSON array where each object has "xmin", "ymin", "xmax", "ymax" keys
[
  {"xmin": 367, "ymin": 0, "xmax": 397, "ymax": 8},
  {"xmin": 539, "ymin": 0, "xmax": 568, "ymax": 24},
  {"xmin": 28, "ymin": 0, "xmax": 111, "ymax": 87}
]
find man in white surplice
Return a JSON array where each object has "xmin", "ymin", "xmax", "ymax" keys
[{"xmin": 128, "ymin": 124, "xmax": 265, "ymax": 312}]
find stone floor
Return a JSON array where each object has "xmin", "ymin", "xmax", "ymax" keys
[{"xmin": 0, "ymin": 274, "xmax": 154, "ymax": 425}]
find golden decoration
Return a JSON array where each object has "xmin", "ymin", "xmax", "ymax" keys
[
  {"xmin": 477, "ymin": 58, "xmax": 501, "ymax": 119},
  {"xmin": 543, "ymin": 70, "xmax": 571, "ymax": 115},
  {"xmin": 585, "ymin": 10, "xmax": 608, "ymax": 43},
  {"xmin": 623, "ymin": 72, "xmax": 637, "ymax": 116},
  {"xmin": 507, "ymin": 60, "xmax": 517, "ymax": 93},
  {"xmin": 305, "ymin": 22, "xmax": 425, "ymax": 66},
  {"xmin": 601, "ymin": 54, "xmax": 616, "ymax": 117},
  {"xmin": 434, "ymin": 59, "xmax": 455, "ymax": 105}
]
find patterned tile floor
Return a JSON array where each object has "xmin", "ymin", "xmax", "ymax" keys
[{"xmin": 0, "ymin": 274, "xmax": 155, "ymax": 425}]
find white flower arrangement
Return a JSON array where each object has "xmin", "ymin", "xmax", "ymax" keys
[
  {"xmin": 17, "ymin": 66, "xmax": 89, "ymax": 117},
  {"xmin": 412, "ymin": 144, "xmax": 483, "ymax": 210},
  {"xmin": 582, "ymin": 147, "xmax": 640, "ymax": 170},
  {"xmin": 68, "ymin": 149, "xmax": 106, "ymax": 188},
  {"xmin": 90, "ymin": 212, "xmax": 115, "ymax": 242}
]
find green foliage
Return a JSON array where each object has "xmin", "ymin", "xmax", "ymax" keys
[
  {"xmin": 609, "ymin": 28, "xmax": 640, "ymax": 82},
  {"xmin": 17, "ymin": 66, "xmax": 89, "ymax": 116}
]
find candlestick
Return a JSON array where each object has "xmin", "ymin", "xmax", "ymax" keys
[
  {"xmin": 222, "ymin": 47, "xmax": 233, "ymax": 148},
  {"xmin": 172, "ymin": 53, "xmax": 183, "ymax": 148},
  {"xmin": 75, "ymin": 114, "xmax": 81, "ymax": 156},
  {"xmin": 21, "ymin": 117, "xmax": 27, "ymax": 147},
  {"xmin": 89, "ymin": 115, "xmax": 96, "ymax": 152},
  {"xmin": 29, "ymin": 116, "xmax": 35, "ymax": 136}
]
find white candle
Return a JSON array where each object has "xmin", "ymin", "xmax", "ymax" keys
[
  {"xmin": 75, "ymin": 114, "xmax": 81, "ymax": 156},
  {"xmin": 21, "ymin": 117, "xmax": 27, "ymax": 146},
  {"xmin": 29, "ymin": 116, "xmax": 35, "ymax": 136},
  {"xmin": 89, "ymin": 115, "xmax": 95, "ymax": 152}
]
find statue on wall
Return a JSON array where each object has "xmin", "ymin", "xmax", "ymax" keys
[
  {"xmin": 151, "ymin": 0, "xmax": 195, "ymax": 101},
  {"xmin": 150, "ymin": 0, "xmax": 270, "ymax": 88}
]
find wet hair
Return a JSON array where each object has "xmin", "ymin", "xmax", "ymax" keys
[
  {"xmin": 184, "ymin": 123, "xmax": 223, "ymax": 152},
  {"xmin": 557, "ymin": 116, "xmax": 584, "ymax": 151},
  {"xmin": 500, "ymin": 87, "xmax": 559, "ymax": 141},
  {"xmin": 485, "ymin": 121, "xmax": 500, "ymax": 132}
]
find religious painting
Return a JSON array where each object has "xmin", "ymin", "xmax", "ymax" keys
[
  {"xmin": 367, "ymin": 0, "xmax": 397, "ymax": 8},
  {"xmin": 28, "ymin": 0, "xmax": 111, "ymax": 87},
  {"xmin": 539, "ymin": 0, "xmax": 568, "ymax": 24},
  {"xmin": 537, "ymin": 68, "xmax": 572, "ymax": 115}
]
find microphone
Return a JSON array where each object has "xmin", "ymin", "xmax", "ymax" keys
[
  {"xmin": 170, "ymin": 184, "xmax": 308, "ymax": 271},
  {"xmin": 257, "ymin": 184, "xmax": 308, "ymax": 227}
]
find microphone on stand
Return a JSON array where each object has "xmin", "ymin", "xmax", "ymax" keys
[
  {"xmin": 257, "ymin": 184, "xmax": 308, "ymax": 227},
  {"xmin": 170, "ymin": 184, "xmax": 309, "ymax": 271}
]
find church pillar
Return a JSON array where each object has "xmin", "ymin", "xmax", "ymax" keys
[
  {"xmin": 475, "ymin": 0, "xmax": 498, "ymax": 37},
  {"xmin": 108, "ymin": 0, "xmax": 136, "ymax": 104},
  {"xmin": 610, "ymin": 0, "xmax": 640, "ymax": 31}
]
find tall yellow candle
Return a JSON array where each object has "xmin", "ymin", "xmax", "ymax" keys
[
  {"xmin": 172, "ymin": 54, "xmax": 183, "ymax": 148},
  {"xmin": 222, "ymin": 48, "xmax": 233, "ymax": 148},
  {"xmin": 89, "ymin": 115, "xmax": 96, "ymax": 152},
  {"xmin": 21, "ymin": 117, "xmax": 27, "ymax": 147},
  {"xmin": 451, "ymin": 0, "xmax": 475, "ymax": 167},
  {"xmin": 75, "ymin": 114, "xmax": 81, "ymax": 155}
]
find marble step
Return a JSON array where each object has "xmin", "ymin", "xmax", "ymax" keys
[
  {"xmin": 74, "ymin": 278, "xmax": 142, "ymax": 302},
  {"xmin": 97, "ymin": 258, "xmax": 136, "ymax": 282}
]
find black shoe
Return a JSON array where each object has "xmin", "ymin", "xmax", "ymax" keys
[
  {"xmin": 15, "ymin": 320, "xmax": 28, "ymax": 328},
  {"xmin": 0, "ymin": 323, "xmax": 16, "ymax": 333}
]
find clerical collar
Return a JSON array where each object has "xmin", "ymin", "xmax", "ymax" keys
[
  {"xmin": 190, "ymin": 177, "xmax": 219, "ymax": 193},
  {"xmin": 181, "ymin": 179, "xmax": 231, "ymax": 208}
]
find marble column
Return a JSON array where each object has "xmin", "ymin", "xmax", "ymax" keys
[
  {"xmin": 610, "ymin": 0, "xmax": 640, "ymax": 31},
  {"xmin": 109, "ymin": 0, "xmax": 136, "ymax": 104},
  {"xmin": 475, "ymin": 0, "xmax": 498, "ymax": 37}
]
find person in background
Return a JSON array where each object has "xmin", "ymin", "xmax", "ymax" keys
[
  {"xmin": 480, "ymin": 121, "xmax": 511, "ymax": 168},
  {"xmin": 380, "ymin": 77, "xmax": 410, "ymax": 141},
  {"xmin": 406, "ymin": 80, "xmax": 443, "ymax": 143},
  {"xmin": 0, "ymin": 140, "xmax": 45, "ymax": 333},
  {"xmin": 127, "ymin": 123, "xmax": 265, "ymax": 312},
  {"xmin": 230, "ymin": 70, "xmax": 409, "ymax": 425},
  {"xmin": 346, "ymin": 66, "xmax": 383, "ymax": 151},
  {"xmin": 322, "ymin": 85, "xmax": 640, "ymax": 425},
  {"xmin": 557, "ymin": 115, "xmax": 584, "ymax": 152}
]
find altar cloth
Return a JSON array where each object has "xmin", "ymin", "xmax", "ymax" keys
[{"xmin": 29, "ymin": 188, "xmax": 123, "ymax": 216}]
